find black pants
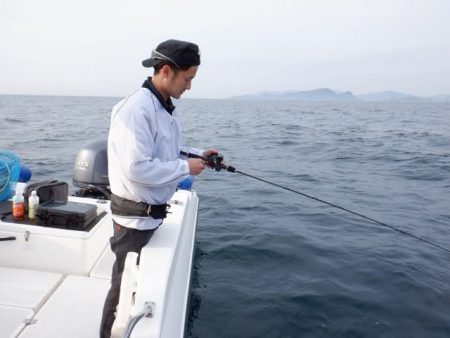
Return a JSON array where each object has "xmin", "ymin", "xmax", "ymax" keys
[{"xmin": 99, "ymin": 221, "xmax": 156, "ymax": 338}]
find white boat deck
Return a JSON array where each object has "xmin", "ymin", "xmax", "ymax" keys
[
  {"xmin": 0, "ymin": 268, "xmax": 110, "ymax": 338},
  {"xmin": 0, "ymin": 267, "xmax": 63, "ymax": 337},
  {"xmin": 0, "ymin": 189, "xmax": 198, "ymax": 338}
]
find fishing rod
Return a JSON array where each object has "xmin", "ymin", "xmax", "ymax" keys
[{"xmin": 183, "ymin": 151, "xmax": 450, "ymax": 254}]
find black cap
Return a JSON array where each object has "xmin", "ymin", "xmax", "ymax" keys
[{"xmin": 142, "ymin": 39, "xmax": 201, "ymax": 68}]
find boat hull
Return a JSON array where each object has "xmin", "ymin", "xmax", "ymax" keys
[{"xmin": 0, "ymin": 189, "xmax": 199, "ymax": 338}]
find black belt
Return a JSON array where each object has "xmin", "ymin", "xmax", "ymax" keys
[{"xmin": 110, "ymin": 194, "xmax": 169, "ymax": 220}]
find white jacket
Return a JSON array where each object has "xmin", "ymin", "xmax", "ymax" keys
[{"xmin": 108, "ymin": 86, "xmax": 202, "ymax": 230}]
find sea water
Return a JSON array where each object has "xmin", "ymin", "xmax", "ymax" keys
[{"xmin": 1, "ymin": 95, "xmax": 449, "ymax": 338}]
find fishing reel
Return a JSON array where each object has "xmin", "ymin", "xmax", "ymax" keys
[{"xmin": 205, "ymin": 153, "xmax": 226, "ymax": 171}]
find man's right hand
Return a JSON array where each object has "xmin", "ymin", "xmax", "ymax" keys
[{"xmin": 187, "ymin": 158, "xmax": 206, "ymax": 175}]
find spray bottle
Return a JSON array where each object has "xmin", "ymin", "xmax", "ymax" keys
[{"xmin": 12, "ymin": 190, "xmax": 25, "ymax": 221}]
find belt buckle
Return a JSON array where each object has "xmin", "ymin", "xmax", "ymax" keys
[{"xmin": 146, "ymin": 204, "xmax": 152, "ymax": 216}]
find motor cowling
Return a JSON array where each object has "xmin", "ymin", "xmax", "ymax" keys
[{"xmin": 73, "ymin": 139, "xmax": 109, "ymax": 189}]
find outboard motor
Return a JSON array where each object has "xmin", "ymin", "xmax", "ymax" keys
[{"xmin": 73, "ymin": 139, "xmax": 111, "ymax": 199}]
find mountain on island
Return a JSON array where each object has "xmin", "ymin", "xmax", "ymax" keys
[
  {"xmin": 357, "ymin": 90, "xmax": 421, "ymax": 102},
  {"xmin": 233, "ymin": 88, "xmax": 356, "ymax": 101},
  {"xmin": 231, "ymin": 88, "xmax": 450, "ymax": 102}
]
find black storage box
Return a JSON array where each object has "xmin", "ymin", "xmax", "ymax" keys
[
  {"xmin": 36, "ymin": 201, "xmax": 98, "ymax": 231},
  {"xmin": 24, "ymin": 179, "xmax": 69, "ymax": 206}
]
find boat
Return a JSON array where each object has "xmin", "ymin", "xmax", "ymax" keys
[{"xmin": 0, "ymin": 140, "xmax": 199, "ymax": 338}]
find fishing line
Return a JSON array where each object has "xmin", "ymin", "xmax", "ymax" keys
[
  {"xmin": 231, "ymin": 169, "xmax": 450, "ymax": 254},
  {"xmin": 184, "ymin": 151, "xmax": 450, "ymax": 254}
]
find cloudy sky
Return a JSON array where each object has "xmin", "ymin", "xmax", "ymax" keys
[{"xmin": 1, "ymin": 0, "xmax": 449, "ymax": 98}]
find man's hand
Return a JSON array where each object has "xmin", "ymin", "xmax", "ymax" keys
[
  {"xmin": 188, "ymin": 158, "xmax": 206, "ymax": 175},
  {"xmin": 203, "ymin": 149, "xmax": 219, "ymax": 158},
  {"xmin": 203, "ymin": 149, "xmax": 220, "ymax": 168}
]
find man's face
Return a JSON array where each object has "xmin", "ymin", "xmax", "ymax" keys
[{"xmin": 167, "ymin": 66, "xmax": 198, "ymax": 99}]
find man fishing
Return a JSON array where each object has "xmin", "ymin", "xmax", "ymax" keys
[{"xmin": 100, "ymin": 39, "xmax": 219, "ymax": 338}]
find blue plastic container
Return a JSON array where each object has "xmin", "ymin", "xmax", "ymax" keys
[
  {"xmin": 19, "ymin": 165, "xmax": 32, "ymax": 183},
  {"xmin": 177, "ymin": 175, "xmax": 194, "ymax": 190}
]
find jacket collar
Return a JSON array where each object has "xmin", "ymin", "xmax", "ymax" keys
[{"xmin": 142, "ymin": 77, "xmax": 175, "ymax": 115}]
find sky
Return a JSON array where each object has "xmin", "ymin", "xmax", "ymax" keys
[{"xmin": 1, "ymin": 0, "xmax": 450, "ymax": 99}]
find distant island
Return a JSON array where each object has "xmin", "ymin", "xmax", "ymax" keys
[{"xmin": 231, "ymin": 88, "xmax": 450, "ymax": 102}]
